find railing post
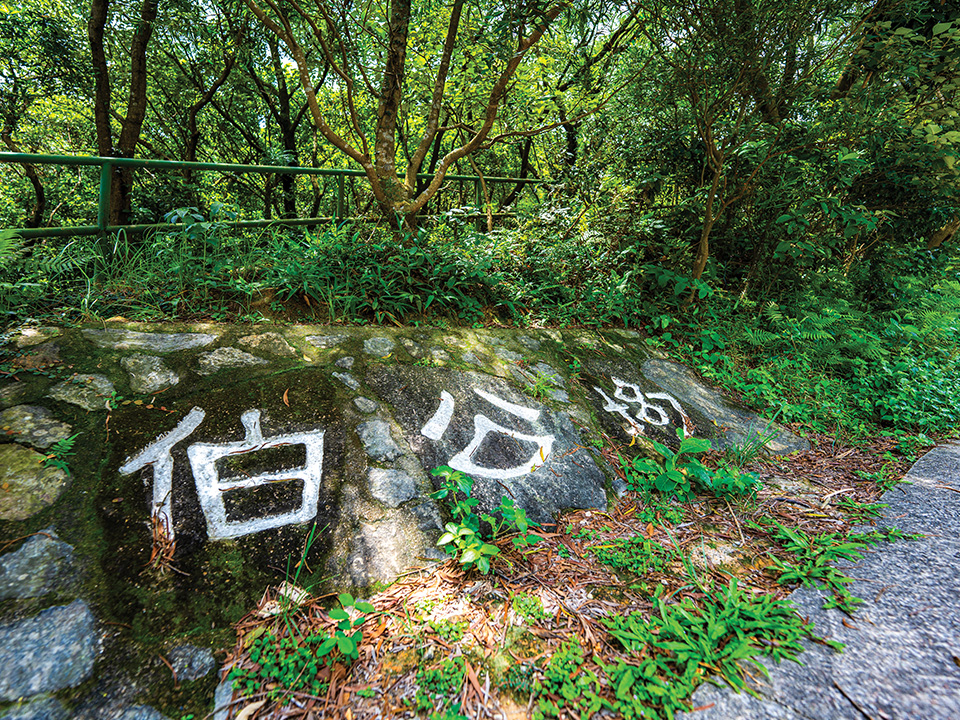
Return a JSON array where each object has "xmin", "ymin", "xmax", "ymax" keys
[
  {"xmin": 337, "ymin": 175, "xmax": 345, "ymax": 220},
  {"xmin": 97, "ymin": 160, "xmax": 112, "ymax": 234},
  {"xmin": 475, "ymin": 178, "xmax": 483, "ymax": 232},
  {"xmin": 96, "ymin": 160, "xmax": 114, "ymax": 256}
]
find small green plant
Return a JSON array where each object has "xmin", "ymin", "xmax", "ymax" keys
[
  {"xmin": 430, "ymin": 466, "xmax": 541, "ymax": 574},
  {"xmin": 415, "ymin": 656, "xmax": 465, "ymax": 714},
  {"xmin": 531, "ymin": 639, "xmax": 605, "ymax": 720},
  {"xmin": 600, "ymin": 580, "xmax": 831, "ymax": 714},
  {"xmin": 623, "ymin": 431, "xmax": 760, "ymax": 501},
  {"xmin": 512, "ymin": 591, "xmax": 549, "ymax": 623},
  {"xmin": 43, "ymin": 433, "xmax": 79, "ymax": 473},
  {"xmin": 428, "ymin": 617, "xmax": 466, "ymax": 642},
  {"xmin": 585, "ymin": 535, "xmax": 669, "ymax": 577},
  {"xmin": 724, "ymin": 418, "xmax": 781, "ymax": 468},
  {"xmin": 524, "ymin": 369, "xmax": 555, "ymax": 400},
  {"xmin": 229, "ymin": 592, "xmax": 375, "ymax": 703},
  {"xmin": 326, "ymin": 592, "xmax": 376, "ymax": 663},
  {"xmin": 503, "ymin": 663, "xmax": 537, "ymax": 697},
  {"xmin": 356, "ymin": 687, "xmax": 376, "ymax": 698}
]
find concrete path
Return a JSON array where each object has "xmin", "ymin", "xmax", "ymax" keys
[{"xmin": 680, "ymin": 442, "xmax": 960, "ymax": 720}]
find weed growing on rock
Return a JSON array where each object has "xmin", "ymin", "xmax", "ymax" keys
[
  {"xmin": 43, "ymin": 432, "xmax": 79, "ymax": 472},
  {"xmin": 623, "ymin": 431, "xmax": 761, "ymax": 501},
  {"xmin": 430, "ymin": 466, "xmax": 541, "ymax": 574}
]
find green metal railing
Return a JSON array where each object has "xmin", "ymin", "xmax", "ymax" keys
[{"xmin": 0, "ymin": 152, "xmax": 540, "ymax": 239}]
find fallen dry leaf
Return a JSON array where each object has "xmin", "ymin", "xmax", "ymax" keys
[{"xmin": 235, "ymin": 699, "xmax": 267, "ymax": 720}]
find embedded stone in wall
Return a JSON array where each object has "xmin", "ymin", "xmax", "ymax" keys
[
  {"xmin": 120, "ymin": 354, "xmax": 180, "ymax": 395},
  {"xmin": 196, "ymin": 347, "xmax": 269, "ymax": 376},
  {"xmin": 0, "ymin": 445, "xmax": 70, "ymax": 521},
  {"xmin": 364, "ymin": 337, "xmax": 395, "ymax": 357},
  {"xmin": 306, "ymin": 334, "xmax": 347, "ymax": 349},
  {"xmin": 47, "ymin": 374, "xmax": 116, "ymax": 412},
  {"xmin": 0, "ymin": 406, "xmax": 72, "ymax": 450},
  {"xmin": 0, "ymin": 600, "xmax": 98, "ymax": 701},
  {"xmin": 357, "ymin": 420, "xmax": 401, "ymax": 461},
  {"xmin": 237, "ymin": 332, "xmax": 297, "ymax": 358},
  {"xmin": 83, "ymin": 329, "xmax": 217, "ymax": 353},
  {"xmin": 12, "ymin": 327, "xmax": 61, "ymax": 348},
  {"xmin": 368, "ymin": 468, "xmax": 417, "ymax": 507},
  {"xmin": 0, "ymin": 530, "xmax": 78, "ymax": 600}
]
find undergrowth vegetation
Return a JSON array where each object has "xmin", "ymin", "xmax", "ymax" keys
[{"xmin": 3, "ymin": 206, "xmax": 958, "ymax": 441}]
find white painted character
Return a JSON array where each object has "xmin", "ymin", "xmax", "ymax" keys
[
  {"xmin": 120, "ymin": 408, "xmax": 325, "ymax": 542},
  {"xmin": 119, "ymin": 407, "xmax": 206, "ymax": 541},
  {"xmin": 187, "ymin": 410, "xmax": 324, "ymax": 540},
  {"xmin": 420, "ymin": 388, "xmax": 554, "ymax": 479},
  {"xmin": 593, "ymin": 377, "xmax": 687, "ymax": 435}
]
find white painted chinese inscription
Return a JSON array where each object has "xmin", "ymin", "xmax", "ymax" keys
[
  {"xmin": 119, "ymin": 408, "xmax": 324, "ymax": 541},
  {"xmin": 421, "ymin": 388, "xmax": 554, "ymax": 479},
  {"xmin": 593, "ymin": 377, "xmax": 689, "ymax": 436}
]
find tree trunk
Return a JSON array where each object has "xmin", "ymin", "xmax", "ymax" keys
[
  {"xmin": 0, "ymin": 130, "xmax": 45, "ymax": 228},
  {"xmin": 374, "ymin": 0, "xmax": 412, "ymax": 215},
  {"xmin": 928, "ymin": 215, "xmax": 960, "ymax": 250},
  {"xmin": 88, "ymin": 0, "xmax": 159, "ymax": 227},
  {"xmin": 690, "ymin": 166, "xmax": 723, "ymax": 287}
]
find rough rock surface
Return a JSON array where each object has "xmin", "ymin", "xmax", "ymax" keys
[
  {"xmin": 0, "ymin": 695, "xmax": 68, "ymax": 720},
  {"xmin": 0, "ymin": 600, "xmax": 98, "ymax": 701},
  {"xmin": 641, "ymin": 359, "xmax": 808, "ymax": 453},
  {"xmin": 47, "ymin": 374, "xmax": 115, "ymax": 412},
  {"xmin": 120, "ymin": 354, "xmax": 180, "ymax": 395},
  {"xmin": 348, "ymin": 512, "xmax": 433, "ymax": 586},
  {"xmin": 357, "ymin": 419, "xmax": 402, "ymax": 461},
  {"xmin": 110, "ymin": 707, "xmax": 170, "ymax": 720},
  {"xmin": 167, "ymin": 644, "xmax": 216, "ymax": 682},
  {"xmin": 212, "ymin": 679, "xmax": 235, "ymax": 720},
  {"xmin": 0, "ymin": 530, "xmax": 77, "ymax": 599},
  {"xmin": 678, "ymin": 443, "xmax": 960, "ymax": 720},
  {"xmin": 196, "ymin": 347, "xmax": 269, "ymax": 375},
  {"xmin": 353, "ymin": 397, "xmax": 378, "ymax": 413},
  {"xmin": 237, "ymin": 332, "xmax": 297, "ymax": 358},
  {"xmin": 333, "ymin": 371, "xmax": 360, "ymax": 390},
  {"xmin": 0, "ymin": 445, "xmax": 70, "ymax": 521},
  {"xmin": 82, "ymin": 329, "xmax": 217, "ymax": 353},
  {"xmin": 0, "ymin": 383, "xmax": 32, "ymax": 410},
  {"xmin": 364, "ymin": 336, "xmax": 395, "ymax": 356},
  {"xmin": 0, "ymin": 406, "xmax": 72, "ymax": 450},
  {"xmin": 367, "ymin": 468, "xmax": 417, "ymax": 507},
  {"xmin": 305, "ymin": 334, "xmax": 347, "ymax": 349}
]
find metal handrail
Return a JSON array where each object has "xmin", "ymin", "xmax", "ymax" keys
[{"xmin": 0, "ymin": 152, "xmax": 540, "ymax": 238}]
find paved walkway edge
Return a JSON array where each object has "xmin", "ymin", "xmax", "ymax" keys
[{"xmin": 679, "ymin": 442, "xmax": 960, "ymax": 720}]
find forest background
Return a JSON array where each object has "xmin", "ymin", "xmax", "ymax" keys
[{"xmin": 2, "ymin": 0, "xmax": 960, "ymax": 441}]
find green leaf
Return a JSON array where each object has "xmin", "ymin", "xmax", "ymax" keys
[
  {"xmin": 329, "ymin": 608, "xmax": 350, "ymax": 621},
  {"xmin": 933, "ymin": 21, "xmax": 953, "ymax": 35},
  {"xmin": 339, "ymin": 592, "xmax": 355, "ymax": 607}
]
